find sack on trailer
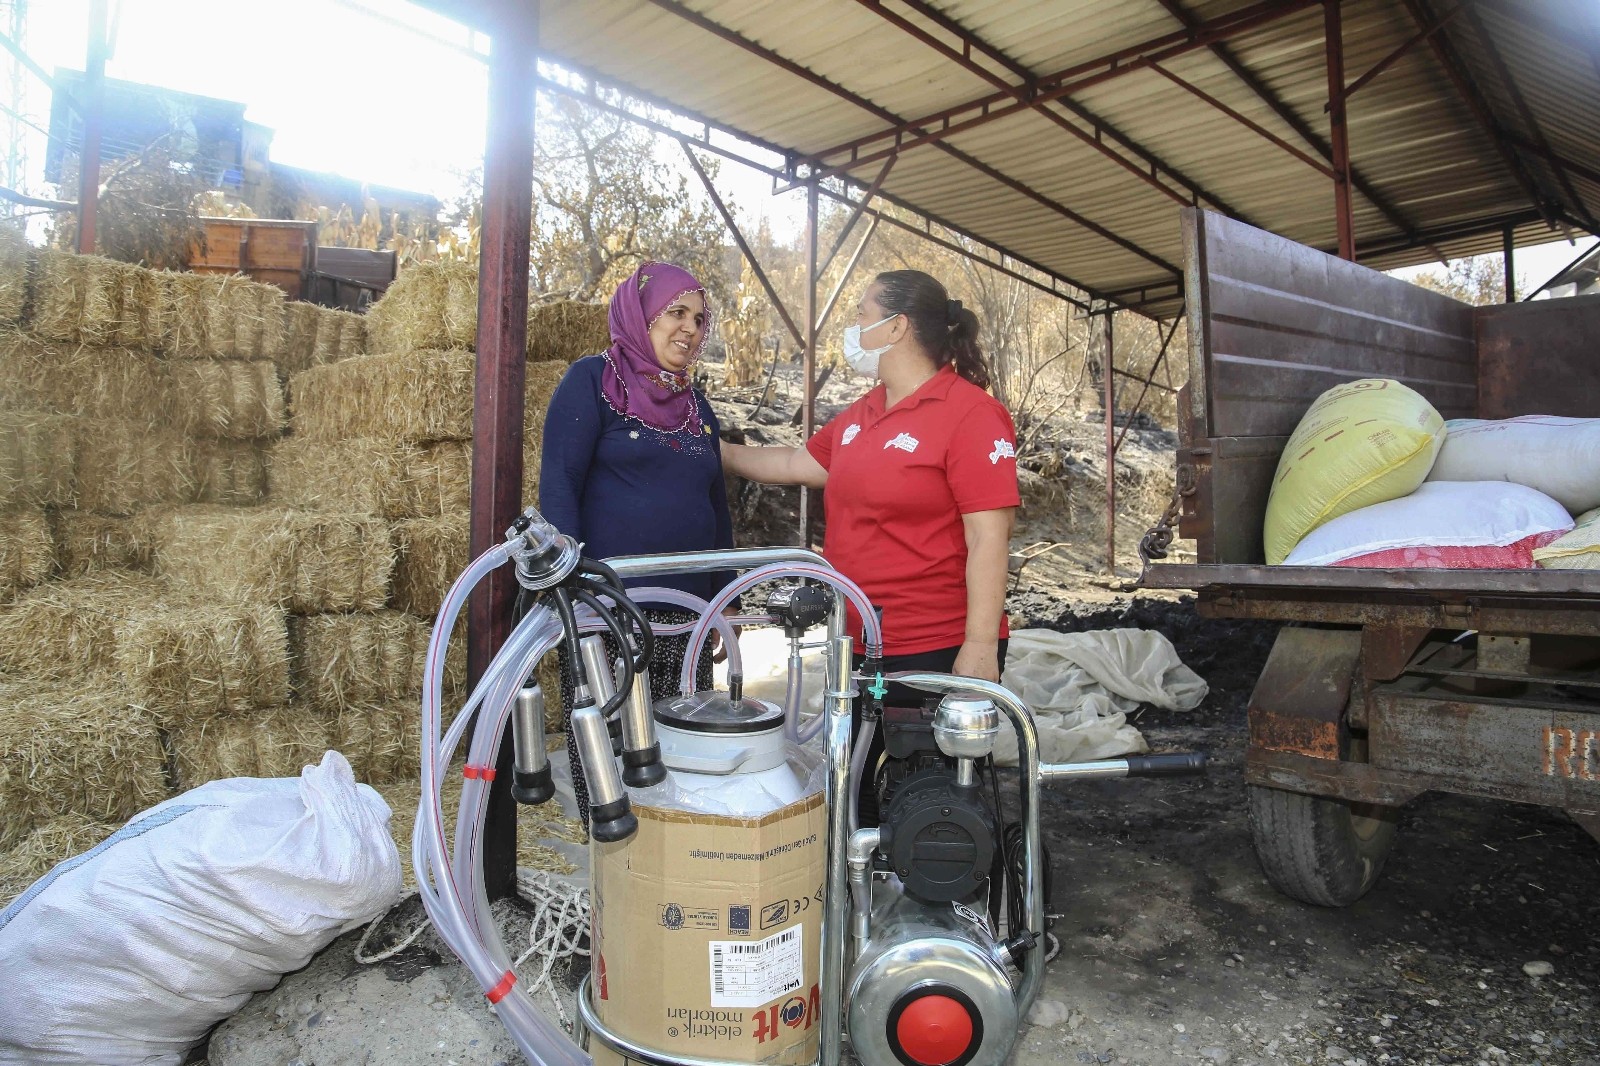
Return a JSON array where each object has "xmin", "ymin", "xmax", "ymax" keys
[
  {"xmin": 1426, "ymin": 415, "xmax": 1600, "ymax": 514},
  {"xmin": 1263, "ymin": 378, "xmax": 1445, "ymax": 565},
  {"xmin": 1282, "ymin": 480, "xmax": 1572, "ymax": 569}
]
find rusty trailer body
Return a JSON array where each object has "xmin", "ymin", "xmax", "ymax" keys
[{"xmin": 1144, "ymin": 208, "xmax": 1600, "ymax": 906}]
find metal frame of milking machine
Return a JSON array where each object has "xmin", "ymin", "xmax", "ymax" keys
[{"xmin": 569, "ymin": 545, "xmax": 1065, "ymax": 1066}]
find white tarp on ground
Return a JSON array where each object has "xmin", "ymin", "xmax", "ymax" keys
[
  {"xmin": 995, "ymin": 628, "xmax": 1208, "ymax": 765},
  {"xmin": 731, "ymin": 626, "xmax": 1208, "ymax": 766}
]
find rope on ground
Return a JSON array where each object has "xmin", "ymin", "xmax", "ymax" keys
[
  {"xmin": 512, "ymin": 868, "xmax": 592, "ymax": 1032},
  {"xmin": 353, "ymin": 891, "xmax": 431, "ymax": 964}
]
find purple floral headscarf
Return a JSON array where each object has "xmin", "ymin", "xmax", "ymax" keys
[{"xmin": 601, "ymin": 261, "xmax": 713, "ymax": 433}]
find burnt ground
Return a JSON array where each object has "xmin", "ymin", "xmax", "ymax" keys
[{"xmin": 1004, "ymin": 591, "xmax": 1600, "ymax": 1066}]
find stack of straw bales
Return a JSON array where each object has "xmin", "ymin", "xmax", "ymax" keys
[{"xmin": 0, "ymin": 240, "xmax": 608, "ymax": 898}]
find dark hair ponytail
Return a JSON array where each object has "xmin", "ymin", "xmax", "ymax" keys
[{"xmin": 872, "ymin": 269, "xmax": 993, "ymax": 390}]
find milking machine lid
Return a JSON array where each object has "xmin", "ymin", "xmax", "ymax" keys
[{"xmin": 652, "ymin": 690, "xmax": 784, "ymax": 735}]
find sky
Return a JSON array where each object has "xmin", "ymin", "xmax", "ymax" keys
[{"xmin": 7, "ymin": 0, "xmax": 1593, "ymax": 295}]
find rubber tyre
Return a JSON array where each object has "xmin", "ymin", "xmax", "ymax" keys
[{"xmin": 1246, "ymin": 785, "xmax": 1398, "ymax": 907}]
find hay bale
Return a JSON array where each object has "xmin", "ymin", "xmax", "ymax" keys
[
  {"xmin": 527, "ymin": 300, "xmax": 608, "ymax": 362},
  {"xmin": 338, "ymin": 311, "xmax": 366, "ymax": 357},
  {"xmin": 0, "ymin": 225, "xmax": 28, "ymax": 325},
  {"xmin": 291, "ymin": 348, "xmax": 475, "ymax": 443},
  {"xmin": 0, "ymin": 332, "xmax": 168, "ymax": 426},
  {"xmin": 392, "ymin": 514, "xmax": 467, "ymax": 616},
  {"xmin": 169, "ymin": 703, "xmax": 332, "ymax": 789},
  {"xmin": 116, "ymin": 599, "xmax": 290, "ymax": 722},
  {"xmin": 192, "ymin": 440, "xmax": 269, "ymax": 506},
  {"xmin": 290, "ymin": 610, "xmax": 429, "ymax": 710},
  {"xmin": 0, "ymin": 507, "xmax": 55, "ymax": 601},
  {"xmin": 115, "ymin": 263, "xmax": 163, "ymax": 350},
  {"xmin": 75, "ymin": 421, "xmax": 194, "ymax": 514},
  {"xmin": 204, "ymin": 274, "xmax": 253, "ymax": 358},
  {"xmin": 0, "ymin": 573, "xmax": 164, "ymax": 679},
  {"xmin": 0, "ymin": 814, "xmax": 119, "ymax": 908},
  {"xmin": 167, "ymin": 360, "xmax": 286, "ymax": 439},
  {"xmin": 0, "ymin": 677, "xmax": 167, "ymax": 848},
  {"xmin": 153, "ymin": 505, "xmax": 392, "ymax": 613},
  {"xmin": 269, "ymin": 437, "xmax": 471, "ymax": 519},
  {"xmin": 523, "ymin": 360, "xmax": 567, "ymax": 475},
  {"xmin": 0, "ymin": 411, "xmax": 77, "ymax": 511},
  {"xmin": 152, "ymin": 270, "xmax": 212, "ymax": 356},
  {"xmin": 258, "ymin": 285, "xmax": 287, "ymax": 358},
  {"xmin": 291, "ymin": 351, "xmax": 567, "ymax": 447},
  {"xmin": 276, "ymin": 301, "xmax": 323, "ymax": 377},
  {"xmin": 366, "ymin": 261, "xmax": 477, "ymax": 354},
  {"xmin": 30, "ymin": 250, "xmax": 87, "ymax": 342},
  {"xmin": 375, "ymin": 773, "xmax": 579, "ymax": 890},
  {"xmin": 50, "ymin": 510, "xmax": 154, "ymax": 577}
]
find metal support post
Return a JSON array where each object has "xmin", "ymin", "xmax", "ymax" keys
[
  {"xmin": 1103, "ymin": 310, "xmax": 1116, "ymax": 576},
  {"xmin": 1325, "ymin": 0, "xmax": 1354, "ymax": 260},
  {"xmin": 76, "ymin": 0, "xmax": 106, "ymax": 254},
  {"xmin": 800, "ymin": 178, "xmax": 819, "ymax": 547},
  {"xmin": 1503, "ymin": 225, "xmax": 1516, "ymax": 302},
  {"xmin": 470, "ymin": 3, "xmax": 538, "ymax": 901},
  {"xmin": 682, "ymin": 143, "xmax": 806, "ymax": 349},
  {"xmin": 817, "ymin": 215, "xmax": 879, "ymax": 335}
]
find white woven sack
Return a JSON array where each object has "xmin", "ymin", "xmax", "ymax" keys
[
  {"xmin": 1284, "ymin": 481, "xmax": 1572, "ymax": 567},
  {"xmin": 0, "ymin": 751, "xmax": 402, "ymax": 1066},
  {"xmin": 1427, "ymin": 415, "xmax": 1600, "ymax": 513}
]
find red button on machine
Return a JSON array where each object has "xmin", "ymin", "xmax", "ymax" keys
[{"xmin": 895, "ymin": 994, "xmax": 975, "ymax": 1066}]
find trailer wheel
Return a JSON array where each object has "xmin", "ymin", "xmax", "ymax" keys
[{"xmin": 1246, "ymin": 785, "xmax": 1397, "ymax": 907}]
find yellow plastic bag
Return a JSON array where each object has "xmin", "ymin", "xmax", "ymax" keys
[
  {"xmin": 1264, "ymin": 379, "xmax": 1445, "ymax": 565},
  {"xmin": 1534, "ymin": 507, "xmax": 1600, "ymax": 570}
]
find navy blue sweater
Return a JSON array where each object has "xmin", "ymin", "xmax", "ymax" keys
[{"xmin": 538, "ymin": 354, "xmax": 736, "ymax": 603}]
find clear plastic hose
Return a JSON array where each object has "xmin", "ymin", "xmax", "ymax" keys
[{"xmin": 679, "ymin": 563, "xmax": 884, "ymax": 695}]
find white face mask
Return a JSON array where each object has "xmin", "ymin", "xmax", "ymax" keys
[{"xmin": 841, "ymin": 313, "xmax": 899, "ymax": 377}]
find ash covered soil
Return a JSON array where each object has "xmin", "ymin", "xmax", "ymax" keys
[{"xmin": 1007, "ymin": 591, "xmax": 1600, "ymax": 1066}]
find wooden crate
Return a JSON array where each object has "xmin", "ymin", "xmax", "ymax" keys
[{"xmin": 191, "ymin": 218, "xmax": 318, "ymax": 299}]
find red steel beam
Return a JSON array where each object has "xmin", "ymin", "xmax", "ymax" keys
[
  {"xmin": 1325, "ymin": 0, "xmax": 1355, "ymax": 260},
  {"xmin": 852, "ymin": 0, "xmax": 1256, "ymax": 223},
  {"xmin": 682, "ymin": 143, "xmax": 807, "ymax": 349},
  {"xmin": 1502, "ymin": 134, "xmax": 1600, "ymax": 193},
  {"xmin": 800, "ymin": 180, "xmax": 819, "ymax": 546},
  {"xmin": 1102, "ymin": 310, "xmax": 1116, "ymax": 577},
  {"xmin": 1148, "ymin": 63, "xmax": 1335, "ymax": 179},
  {"xmin": 1151, "ymin": 0, "xmax": 1430, "ymax": 251},
  {"xmin": 818, "ymin": 153, "xmax": 894, "ymax": 277},
  {"xmin": 809, "ymin": 0, "xmax": 1319, "ymax": 171},
  {"xmin": 1461, "ymin": 1, "xmax": 1595, "ymax": 229},
  {"xmin": 643, "ymin": 0, "xmax": 1178, "ymax": 285},
  {"xmin": 1401, "ymin": 0, "xmax": 1554, "ymax": 227},
  {"xmin": 1338, "ymin": 4, "xmax": 1462, "ymax": 104},
  {"xmin": 470, "ymin": 4, "xmax": 538, "ymax": 901},
  {"xmin": 76, "ymin": 0, "xmax": 107, "ymax": 254},
  {"xmin": 1114, "ymin": 310, "xmax": 1184, "ymax": 455}
]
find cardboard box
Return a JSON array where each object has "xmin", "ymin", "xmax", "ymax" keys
[{"xmin": 591, "ymin": 791, "xmax": 826, "ymax": 1065}]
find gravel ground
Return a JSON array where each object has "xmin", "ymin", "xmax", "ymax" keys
[{"xmin": 1005, "ymin": 593, "xmax": 1600, "ymax": 1066}]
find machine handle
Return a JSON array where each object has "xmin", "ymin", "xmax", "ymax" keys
[{"xmin": 1123, "ymin": 752, "xmax": 1207, "ymax": 777}]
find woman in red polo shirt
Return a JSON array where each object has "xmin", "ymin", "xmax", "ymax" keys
[{"xmin": 722, "ymin": 269, "xmax": 1018, "ymax": 685}]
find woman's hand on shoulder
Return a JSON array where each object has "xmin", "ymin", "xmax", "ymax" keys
[{"xmin": 722, "ymin": 443, "xmax": 828, "ymax": 489}]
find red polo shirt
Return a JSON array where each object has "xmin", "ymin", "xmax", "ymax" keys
[{"xmin": 807, "ymin": 366, "xmax": 1020, "ymax": 655}]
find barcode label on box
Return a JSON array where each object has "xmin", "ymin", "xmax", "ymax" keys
[{"xmin": 708, "ymin": 925, "xmax": 804, "ymax": 1008}]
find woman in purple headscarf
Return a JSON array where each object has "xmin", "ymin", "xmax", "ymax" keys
[{"xmin": 539, "ymin": 261, "xmax": 736, "ymax": 825}]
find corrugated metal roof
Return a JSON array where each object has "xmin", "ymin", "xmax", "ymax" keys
[{"xmin": 413, "ymin": 0, "xmax": 1600, "ymax": 317}]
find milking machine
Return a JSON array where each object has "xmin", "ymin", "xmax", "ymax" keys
[{"xmin": 415, "ymin": 506, "xmax": 1206, "ymax": 1066}]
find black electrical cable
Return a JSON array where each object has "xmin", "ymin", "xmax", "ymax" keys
[
  {"xmin": 577, "ymin": 555, "xmax": 625, "ymax": 591},
  {"xmin": 548, "ymin": 589, "xmax": 584, "ymax": 693},
  {"xmin": 571, "ymin": 586, "xmax": 638, "ymax": 715},
  {"xmin": 1002, "ymin": 821, "xmax": 1054, "ymax": 941},
  {"xmin": 574, "ymin": 575, "xmax": 654, "ymax": 673}
]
